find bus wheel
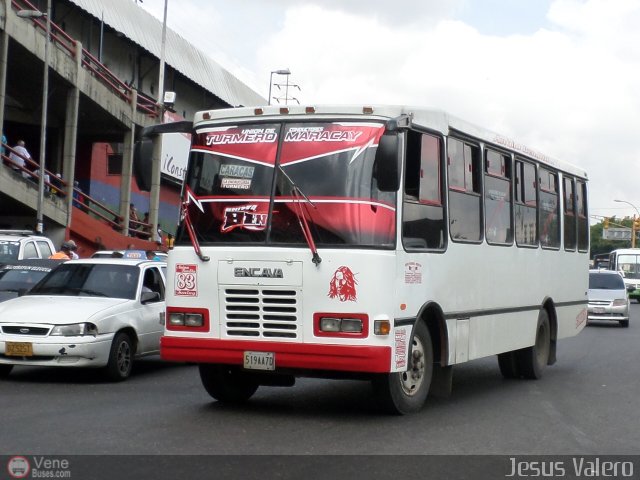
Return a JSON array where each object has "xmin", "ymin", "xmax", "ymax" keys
[
  {"xmin": 199, "ymin": 364, "xmax": 259, "ymax": 403},
  {"xmin": 497, "ymin": 351, "xmax": 520, "ymax": 379},
  {"xmin": 517, "ymin": 309, "xmax": 551, "ymax": 379},
  {"xmin": 373, "ymin": 321, "xmax": 433, "ymax": 415},
  {"xmin": 0, "ymin": 364, "xmax": 13, "ymax": 378}
]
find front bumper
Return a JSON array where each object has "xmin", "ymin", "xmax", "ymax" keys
[
  {"xmin": 161, "ymin": 336, "xmax": 392, "ymax": 374},
  {"xmin": 0, "ymin": 334, "xmax": 114, "ymax": 368}
]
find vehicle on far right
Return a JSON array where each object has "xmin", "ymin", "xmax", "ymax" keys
[{"xmin": 587, "ymin": 269, "xmax": 631, "ymax": 327}]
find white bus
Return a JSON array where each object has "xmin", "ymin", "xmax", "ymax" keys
[
  {"xmin": 136, "ymin": 105, "xmax": 589, "ymax": 414},
  {"xmin": 608, "ymin": 248, "xmax": 640, "ymax": 302}
]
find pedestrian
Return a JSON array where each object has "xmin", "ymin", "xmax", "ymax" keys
[
  {"xmin": 8, "ymin": 140, "xmax": 32, "ymax": 179},
  {"xmin": 166, "ymin": 233, "xmax": 174, "ymax": 250},
  {"xmin": 129, "ymin": 203, "xmax": 139, "ymax": 235},
  {"xmin": 67, "ymin": 239, "xmax": 80, "ymax": 259},
  {"xmin": 72, "ymin": 181, "xmax": 85, "ymax": 209},
  {"xmin": 49, "ymin": 241, "xmax": 75, "ymax": 260}
]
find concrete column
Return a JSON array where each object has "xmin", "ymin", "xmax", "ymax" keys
[
  {"xmin": 0, "ymin": 29, "xmax": 9, "ymax": 142},
  {"xmin": 62, "ymin": 40, "xmax": 83, "ymax": 225},
  {"xmin": 119, "ymin": 90, "xmax": 137, "ymax": 235},
  {"xmin": 63, "ymin": 86, "xmax": 79, "ymax": 222}
]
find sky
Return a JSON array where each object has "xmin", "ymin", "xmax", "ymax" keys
[{"xmin": 139, "ymin": 0, "xmax": 640, "ymax": 223}]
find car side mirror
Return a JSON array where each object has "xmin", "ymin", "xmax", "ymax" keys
[
  {"xmin": 626, "ymin": 285, "xmax": 635, "ymax": 293},
  {"xmin": 141, "ymin": 291, "xmax": 161, "ymax": 304}
]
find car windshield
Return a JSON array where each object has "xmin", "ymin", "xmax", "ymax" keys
[
  {"xmin": 589, "ymin": 273, "xmax": 625, "ymax": 290},
  {"xmin": 28, "ymin": 263, "xmax": 140, "ymax": 300},
  {"xmin": 0, "ymin": 266, "xmax": 51, "ymax": 291},
  {"xmin": 0, "ymin": 241, "xmax": 20, "ymax": 262},
  {"xmin": 181, "ymin": 121, "xmax": 396, "ymax": 249}
]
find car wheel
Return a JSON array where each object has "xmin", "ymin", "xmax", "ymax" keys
[
  {"xmin": 0, "ymin": 364, "xmax": 13, "ymax": 378},
  {"xmin": 373, "ymin": 321, "xmax": 433, "ymax": 415},
  {"xmin": 620, "ymin": 319, "xmax": 629, "ymax": 328},
  {"xmin": 517, "ymin": 309, "xmax": 551, "ymax": 379},
  {"xmin": 105, "ymin": 332, "xmax": 134, "ymax": 381},
  {"xmin": 198, "ymin": 364, "xmax": 259, "ymax": 403}
]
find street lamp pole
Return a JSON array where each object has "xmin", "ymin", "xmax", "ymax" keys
[
  {"xmin": 268, "ymin": 69, "xmax": 290, "ymax": 105},
  {"xmin": 614, "ymin": 199, "xmax": 640, "ymax": 248},
  {"xmin": 36, "ymin": 0, "xmax": 51, "ymax": 234},
  {"xmin": 157, "ymin": 0, "xmax": 168, "ymax": 110}
]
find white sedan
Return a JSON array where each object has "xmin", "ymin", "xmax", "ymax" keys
[{"xmin": 0, "ymin": 258, "xmax": 166, "ymax": 380}]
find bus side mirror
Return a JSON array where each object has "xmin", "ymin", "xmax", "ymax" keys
[
  {"xmin": 133, "ymin": 139, "xmax": 154, "ymax": 192},
  {"xmin": 376, "ymin": 132, "xmax": 400, "ymax": 192}
]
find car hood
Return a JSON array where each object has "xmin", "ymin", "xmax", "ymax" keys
[
  {"xmin": 0, "ymin": 295, "xmax": 131, "ymax": 325},
  {"xmin": 588, "ymin": 288, "xmax": 627, "ymax": 302}
]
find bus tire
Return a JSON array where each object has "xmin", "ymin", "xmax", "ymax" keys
[
  {"xmin": 497, "ymin": 351, "xmax": 520, "ymax": 379},
  {"xmin": 373, "ymin": 321, "xmax": 433, "ymax": 415},
  {"xmin": 199, "ymin": 364, "xmax": 259, "ymax": 403},
  {"xmin": 0, "ymin": 364, "xmax": 13, "ymax": 378},
  {"xmin": 517, "ymin": 309, "xmax": 551, "ymax": 380}
]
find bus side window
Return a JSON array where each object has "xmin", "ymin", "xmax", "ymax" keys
[
  {"xmin": 402, "ymin": 131, "xmax": 445, "ymax": 250},
  {"xmin": 564, "ymin": 176, "xmax": 577, "ymax": 251},
  {"xmin": 515, "ymin": 159, "xmax": 538, "ymax": 247},
  {"xmin": 448, "ymin": 137, "xmax": 482, "ymax": 243},
  {"xmin": 484, "ymin": 148, "xmax": 513, "ymax": 245},
  {"xmin": 576, "ymin": 179, "xmax": 589, "ymax": 252},
  {"xmin": 539, "ymin": 167, "xmax": 560, "ymax": 249}
]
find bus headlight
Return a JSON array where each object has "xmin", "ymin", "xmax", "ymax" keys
[
  {"xmin": 319, "ymin": 317, "xmax": 341, "ymax": 332},
  {"xmin": 168, "ymin": 312, "xmax": 185, "ymax": 326},
  {"xmin": 184, "ymin": 313, "xmax": 204, "ymax": 327},
  {"xmin": 315, "ymin": 313, "xmax": 368, "ymax": 337}
]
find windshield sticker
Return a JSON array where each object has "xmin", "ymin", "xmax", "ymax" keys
[
  {"xmin": 404, "ymin": 262, "xmax": 423, "ymax": 284},
  {"xmin": 219, "ymin": 164, "xmax": 255, "ymax": 178},
  {"xmin": 206, "ymin": 128, "xmax": 277, "ymax": 145},
  {"xmin": 175, "ymin": 264, "xmax": 198, "ymax": 297},
  {"xmin": 328, "ymin": 266, "xmax": 358, "ymax": 302},
  {"xmin": 222, "ymin": 204, "xmax": 268, "ymax": 232},
  {"xmin": 221, "ymin": 178, "xmax": 252, "ymax": 190},
  {"xmin": 285, "ymin": 126, "xmax": 363, "ymax": 143}
]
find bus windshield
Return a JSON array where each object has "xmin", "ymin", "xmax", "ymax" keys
[
  {"xmin": 617, "ymin": 254, "xmax": 640, "ymax": 279},
  {"xmin": 182, "ymin": 121, "xmax": 396, "ymax": 249}
]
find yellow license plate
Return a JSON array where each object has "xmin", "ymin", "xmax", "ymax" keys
[{"xmin": 5, "ymin": 342, "xmax": 33, "ymax": 357}]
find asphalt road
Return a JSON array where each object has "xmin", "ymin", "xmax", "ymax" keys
[{"xmin": 2, "ymin": 305, "xmax": 639, "ymax": 456}]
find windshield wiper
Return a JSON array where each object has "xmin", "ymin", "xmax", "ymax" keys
[
  {"xmin": 278, "ymin": 166, "xmax": 322, "ymax": 266},
  {"xmin": 182, "ymin": 188, "xmax": 210, "ymax": 262}
]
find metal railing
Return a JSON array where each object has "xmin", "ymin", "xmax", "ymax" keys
[
  {"xmin": 2, "ymin": 144, "xmax": 152, "ymax": 239},
  {"xmin": 10, "ymin": 0, "xmax": 159, "ymax": 117}
]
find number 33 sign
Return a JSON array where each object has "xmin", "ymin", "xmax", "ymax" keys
[{"xmin": 175, "ymin": 264, "xmax": 198, "ymax": 297}]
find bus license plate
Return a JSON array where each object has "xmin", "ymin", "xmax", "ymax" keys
[
  {"xmin": 5, "ymin": 342, "xmax": 33, "ymax": 357},
  {"xmin": 243, "ymin": 351, "xmax": 275, "ymax": 371}
]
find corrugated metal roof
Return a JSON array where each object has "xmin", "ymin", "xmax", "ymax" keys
[{"xmin": 68, "ymin": 0, "xmax": 264, "ymax": 107}]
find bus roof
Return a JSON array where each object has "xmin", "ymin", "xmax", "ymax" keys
[{"xmin": 192, "ymin": 105, "xmax": 587, "ymax": 180}]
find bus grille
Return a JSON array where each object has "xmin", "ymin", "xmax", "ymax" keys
[{"xmin": 222, "ymin": 288, "xmax": 299, "ymax": 339}]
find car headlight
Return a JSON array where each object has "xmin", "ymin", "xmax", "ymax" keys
[
  {"xmin": 50, "ymin": 323, "xmax": 98, "ymax": 336},
  {"xmin": 612, "ymin": 299, "xmax": 628, "ymax": 307}
]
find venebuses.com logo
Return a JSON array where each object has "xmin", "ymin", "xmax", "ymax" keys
[
  {"xmin": 6, "ymin": 456, "xmax": 72, "ymax": 479},
  {"xmin": 7, "ymin": 456, "xmax": 30, "ymax": 479}
]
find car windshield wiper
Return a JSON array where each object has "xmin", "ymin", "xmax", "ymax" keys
[
  {"xmin": 278, "ymin": 166, "xmax": 322, "ymax": 266},
  {"xmin": 59, "ymin": 287, "xmax": 109, "ymax": 297}
]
